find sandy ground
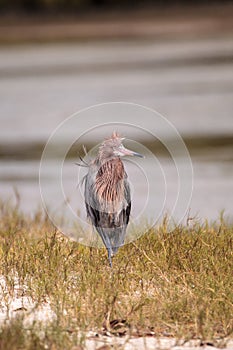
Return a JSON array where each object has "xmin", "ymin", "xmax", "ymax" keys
[
  {"xmin": 1, "ymin": 275, "xmax": 232, "ymax": 350},
  {"xmin": 85, "ymin": 337, "xmax": 233, "ymax": 350}
]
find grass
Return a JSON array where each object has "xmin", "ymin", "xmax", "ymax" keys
[{"xmin": 0, "ymin": 200, "xmax": 232, "ymax": 349}]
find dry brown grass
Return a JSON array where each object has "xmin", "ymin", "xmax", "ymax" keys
[{"xmin": 0, "ymin": 200, "xmax": 232, "ymax": 349}]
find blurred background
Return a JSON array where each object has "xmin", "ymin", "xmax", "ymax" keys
[{"xmin": 0, "ymin": 1, "xmax": 233, "ymax": 222}]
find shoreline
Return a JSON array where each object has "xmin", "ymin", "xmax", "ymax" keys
[{"xmin": 0, "ymin": 4, "xmax": 232, "ymax": 44}]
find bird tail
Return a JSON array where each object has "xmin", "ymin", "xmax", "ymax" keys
[{"xmin": 97, "ymin": 226, "xmax": 126, "ymax": 256}]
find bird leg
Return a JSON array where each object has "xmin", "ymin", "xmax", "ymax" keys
[{"xmin": 107, "ymin": 248, "xmax": 113, "ymax": 268}]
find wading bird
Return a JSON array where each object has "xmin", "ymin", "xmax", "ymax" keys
[{"xmin": 83, "ymin": 132, "xmax": 143, "ymax": 267}]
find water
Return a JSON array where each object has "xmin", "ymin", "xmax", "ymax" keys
[{"xmin": 0, "ymin": 37, "xmax": 233, "ymax": 223}]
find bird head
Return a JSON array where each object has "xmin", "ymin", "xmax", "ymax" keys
[{"xmin": 99, "ymin": 131, "xmax": 144, "ymax": 160}]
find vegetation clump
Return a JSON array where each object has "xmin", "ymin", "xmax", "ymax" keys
[{"xmin": 0, "ymin": 201, "xmax": 232, "ymax": 349}]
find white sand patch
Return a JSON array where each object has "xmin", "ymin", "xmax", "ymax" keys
[
  {"xmin": 84, "ymin": 336, "xmax": 233, "ymax": 350},
  {"xmin": 0, "ymin": 275, "xmax": 56, "ymax": 327}
]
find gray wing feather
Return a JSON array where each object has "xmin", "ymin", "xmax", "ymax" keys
[{"xmin": 84, "ymin": 168, "xmax": 131, "ymax": 254}]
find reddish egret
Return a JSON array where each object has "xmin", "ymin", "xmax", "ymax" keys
[{"xmin": 84, "ymin": 132, "xmax": 143, "ymax": 267}]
